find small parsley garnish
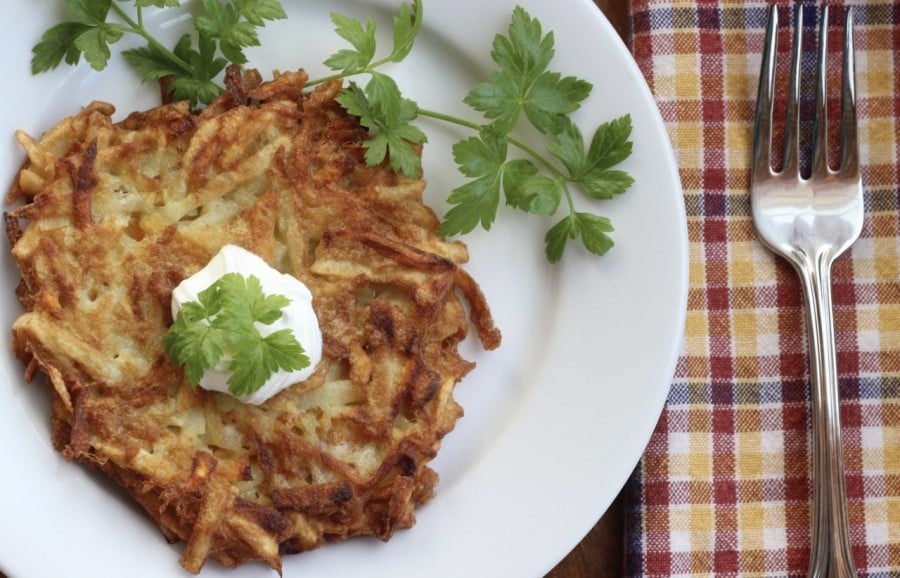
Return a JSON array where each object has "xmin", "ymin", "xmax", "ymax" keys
[
  {"xmin": 31, "ymin": 0, "xmax": 286, "ymax": 107},
  {"xmin": 162, "ymin": 272, "xmax": 309, "ymax": 397},
  {"xmin": 335, "ymin": 76, "xmax": 427, "ymax": 178},
  {"xmin": 30, "ymin": 0, "xmax": 635, "ymax": 262},
  {"xmin": 316, "ymin": 0, "xmax": 427, "ymax": 177}
]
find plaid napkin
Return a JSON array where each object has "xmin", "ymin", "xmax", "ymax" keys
[{"xmin": 624, "ymin": 1, "xmax": 900, "ymax": 577}]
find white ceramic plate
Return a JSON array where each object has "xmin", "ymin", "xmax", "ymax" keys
[{"xmin": 0, "ymin": 1, "xmax": 687, "ymax": 577}]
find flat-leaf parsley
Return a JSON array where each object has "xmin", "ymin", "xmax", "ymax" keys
[
  {"xmin": 31, "ymin": 0, "xmax": 286, "ymax": 107},
  {"xmin": 317, "ymin": 3, "xmax": 634, "ymax": 261},
  {"xmin": 162, "ymin": 273, "xmax": 309, "ymax": 397}
]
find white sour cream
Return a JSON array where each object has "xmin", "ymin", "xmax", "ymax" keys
[{"xmin": 170, "ymin": 244, "xmax": 322, "ymax": 405}]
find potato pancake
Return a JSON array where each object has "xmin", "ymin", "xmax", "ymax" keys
[{"xmin": 5, "ymin": 66, "xmax": 500, "ymax": 574}]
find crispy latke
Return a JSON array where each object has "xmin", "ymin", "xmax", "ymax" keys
[{"xmin": 5, "ymin": 66, "xmax": 500, "ymax": 574}]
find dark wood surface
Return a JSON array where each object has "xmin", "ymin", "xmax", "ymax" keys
[{"xmin": 545, "ymin": 4, "xmax": 630, "ymax": 578}]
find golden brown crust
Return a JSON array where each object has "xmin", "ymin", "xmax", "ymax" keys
[{"xmin": 6, "ymin": 66, "xmax": 499, "ymax": 574}]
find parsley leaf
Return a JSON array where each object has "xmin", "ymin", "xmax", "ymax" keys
[
  {"xmin": 523, "ymin": 72, "xmax": 592, "ymax": 134},
  {"xmin": 463, "ymin": 7, "xmax": 591, "ymax": 135},
  {"xmin": 166, "ymin": 32, "xmax": 229, "ymax": 104},
  {"xmin": 121, "ymin": 43, "xmax": 185, "ymax": 80},
  {"xmin": 577, "ymin": 212, "xmax": 616, "ymax": 256},
  {"xmin": 440, "ymin": 132, "xmax": 563, "ymax": 237},
  {"xmin": 323, "ymin": 12, "xmax": 377, "ymax": 73},
  {"xmin": 214, "ymin": 272, "xmax": 290, "ymax": 328},
  {"xmin": 134, "ymin": 0, "xmax": 181, "ymax": 8},
  {"xmin": 31, "ymin": 0, "xmax": 126, "ymax": 73},
  {"xmin": 491, "ymin": 6, "xmax": 554, "ymax": 80},
  {"xmin": 162, "ymin": 272, "xmax": 309, "ymax": 397},
  {"xmin": 32, "ymin": 22, "xmax": 92, "ymax": 73},
  {"xmin": 195, "ymin": 0, "xmax": 261, "ymax": 65},
  {"xmin": 228, "ymin": 329, "xmax": 307, "ymax": 397},
  {"xmin": 192, "ymin": 0, "xmax": 287, "ymax": 65},
  {"xmin": 545, "ymin": 212, "xmax": 615, "ymax": 263},
  {"xmin": 73, "ymin": 24, "xmax": 125, "ymax": 70},
  {"xmin": 587, "ymin": 114, "xmax": 634, "ymax": 170},
  {"xmin": 545, "ymin": 213, "xmax": 578, "ymax": 264},
  {"xmin": 550, "ymin": 115, "xmax": 635, "ymax": 199},
  {"xmin": 440, "ymin": 130, "xmax": 507, "ymax": 235},
  {"xmin": 389, "ymin": 0, "xmax": 423, "ymax": 63},
  {"xmin": 323, "ymin": 0, "xmax": 422, "ymax": 73},
  {"xmin": 32, "ymin": 0, "xmax": 286, "ymax": 107},
  {"xmin": 336, "ymin": 75, "xmax": 427, "ymax": 178},
  {"xmin": 234, "ymin": 0, "xmax": 287, "ymax": 26},
  {"xmin": 503, "ymin": 160, "xmax": 561, "ymax": 215},
  {"xmin": 66, "ymin": 0, "xmax": 113, "ymax": 25},
  {"xmin": 463, "ymin": 71, "xmax": 523, "ymax": 136}
]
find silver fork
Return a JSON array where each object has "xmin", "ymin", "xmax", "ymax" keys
[{"xmin": 751, "ymin": 5, "xmax": 862, "ymax": 578}]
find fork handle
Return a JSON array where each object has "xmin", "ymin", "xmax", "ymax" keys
[{"xmin": 796, "ymin": 254, "xmax": 858, "ymax": 578}]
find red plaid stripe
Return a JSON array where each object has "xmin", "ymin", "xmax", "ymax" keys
[{"xmin": 625, "ymin": 1, "xmax": 900, "ymax": 576}]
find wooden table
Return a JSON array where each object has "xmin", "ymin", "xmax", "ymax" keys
[{"xmin": 543, "ymin": 4, "xmax": 631, "ymax": 578}]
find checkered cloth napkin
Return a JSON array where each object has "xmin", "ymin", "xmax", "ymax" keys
[{"xmin": 623, "ymin": 1, "xmax": 900, "ymax": 576}]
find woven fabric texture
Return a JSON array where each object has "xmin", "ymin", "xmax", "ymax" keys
[{"xmin": 624, "ymin": 1, "xmax": 900, "ymax": 576}]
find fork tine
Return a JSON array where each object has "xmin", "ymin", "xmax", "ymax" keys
[
  {"xmin": 782, "ymin": 4, "xmax": 804, "ymax": 177},
  {"xmin": 840, "ymin": 7, "xmax": 859, "ymax": 177},
  {"xmin": 811, "ymin": 5, "xmax": 830, "ymax": 177},
  {"xmin": 752, "ymin": 5, "xmax": 778, "ymax": 182}
]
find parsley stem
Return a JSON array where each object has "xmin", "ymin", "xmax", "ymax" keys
[
  {"xmin": 369, "ymin": 55, "xmax": 398, "ymax": 71},
  {"xmin": 109, "ymin": 2, "xmax": 195, "ymax": 76},
  {"xmin": 562, "ymin": 182, "xmax": 577, "ymax": 215},
  {"xmin": 305, "ymin": 71, "xmax": 348, "ymax": 87},
  {"xmin": 417, "ymin": 108, "xmax": 566, "ymax": 179},
  {"xmin": 415, "ymin": 107, "xmax": 480, "ymax": 130},
  {"xmin": 305, "ymin": 58, "xmax": 401, "ymax": 88}
]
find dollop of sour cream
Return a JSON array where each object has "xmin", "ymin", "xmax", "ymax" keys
[{"xmin": 171, "ymin": 244, "xmax": 322, "ymax": 405}]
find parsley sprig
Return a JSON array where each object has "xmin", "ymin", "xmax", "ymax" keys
[
  {"xmin": 162, "ymin": 273, "xmax": 309, "ymax": 397},
  {"xmin": 311, "ymin": 4, "xmax": 634, "ymax": 262},
  {"xmin": 30, "ymin": 0, "xmax": 635, "ymax": 262},
  {"xmin": 313, "ymin": 0, "xmax": 428, "ymax": 177},
  {"xmin": 429, "ymin": 8, "xmax": 634, "ymax": 262},
  {"xmin": 31, "ymin": 0, "xmax": 286, "ymax": 107}
]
